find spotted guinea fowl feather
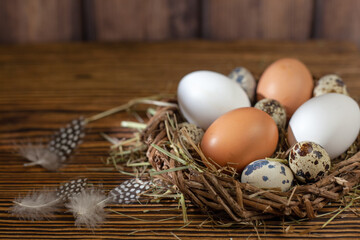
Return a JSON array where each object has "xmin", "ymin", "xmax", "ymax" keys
[
  {"xmin": 109, "ymin": 179, "xmax": 151, "ymax": 204},
  {"xmin": 18, "ymin": 117, "xmax": 86, "ymax": 171},
  {"xmin": 56, "ymin": 178, "xmax": 88, "ymax": 200},
  {"xmin": 48, "ymin": 117, "xmax": 86, "ymax": 162},
  {"xmin": 11, "ymin": 178, "xmax": 89, "ymax": 222}
]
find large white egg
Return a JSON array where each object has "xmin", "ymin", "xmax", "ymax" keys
[
  {"xmin": 288, "ymin": 93, "xmax": 360, "ymax": 159},
  {"xmin": 177, "ymin": 70, "xmax": 250, "ymax": 129}
]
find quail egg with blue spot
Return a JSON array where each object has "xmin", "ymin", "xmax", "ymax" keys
[
  {"xmin": 313, "ymin": 74, "xmax": 349, "ymax": 97},
  {"xmin": 228, "ymin": 67, "xmax": 256, "ymax": 102},
  {"xmin": 241, "ymin": 159, "xmax": 294, "ymax": 192}
]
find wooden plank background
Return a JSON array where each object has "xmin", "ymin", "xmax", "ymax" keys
[
  {"xmin": 0, "ymin": 40, "xmax": 360, "ymax": 239},
  {"xmin": 0, "ymin": 0, "xmax": 82, "ymax": 43},
  {"xmin": 0, "ymin": 0, "xmax": 360, "ymax": 46}
]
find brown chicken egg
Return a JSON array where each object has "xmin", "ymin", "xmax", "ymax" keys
[
  {"xmin": 200, "ymin": 107, "xmax": 278, "ymax": 171},
  {"xmin": 256, "ymin": 58, "xmax": 313, "ymax": 117}
]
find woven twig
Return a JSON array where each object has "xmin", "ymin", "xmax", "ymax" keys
[{"xmin": 143, "ymin": 104, "xmax": 360, "ymax": 222}]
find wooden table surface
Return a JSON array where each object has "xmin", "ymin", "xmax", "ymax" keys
[{"xmin": 0, "ymin": 41, "xmax": 360, "ymax": 240}]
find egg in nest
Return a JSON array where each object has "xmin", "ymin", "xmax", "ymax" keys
[
  {"xmin": 254, "ymin": 98, "xmax": 287, "ymax": 130},
  {"xmin": 288, "ymin": 141, "xmax": 331, "ymax": 183},
  {"xmin": 313, "ymin": 74, "xmax": 349, "ymax": 97},
  {"xmin": 178, "ymin": 122, "xmax": 204, "ymax": 149},
  {"xmin": 201, "ymin": 108, "xmax": 278, "ymax": 171},
  {"xmin": 256, "ymin": 58, "xmax": 313, "ymax": 117},
  {"xmin": 228, "ymin": 67, "xmax": 256, "ymax": 102},
  {"xmin": 177, "ymin": 70, "xmax": 250, "ymax": 129},
  {"xmin": 241, "ymin": 159, "xmax": 294, "ymax": 192}
]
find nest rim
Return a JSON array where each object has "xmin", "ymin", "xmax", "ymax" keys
[{"xmin": 141, "ymin": 102, "xmax": 360, "ymax": 223}]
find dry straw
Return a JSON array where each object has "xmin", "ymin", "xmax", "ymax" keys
[{"xmin": 136, "ymin": 100, "xmax": 360, "ymax": 223}]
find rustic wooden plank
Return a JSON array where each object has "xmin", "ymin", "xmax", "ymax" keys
[
  {"xmin": 85, "ymin": 0, "xmax": 200, "ymax": 41},
  {"xmin": 0, "ymin": 0, "xmax": 82, "ymax": 43},
  {"xmin": 314, "ymin": 0, "xmax": 360, "ymax": 47},
  {"xmin": 0, "ymin": 41, "xmax": 359, "ymax": 239},
  {"xmin": 202, "ymin": 0, "xmax": 314, "ymax": 40}
]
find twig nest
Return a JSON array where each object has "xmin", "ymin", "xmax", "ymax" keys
[
  {"xmin": 228, "ymin": 67, "xmax": 256, "ymax": 102},
  {"xmin": 254, "ymin": 98, "xmax": 287, "ymax": 129},
  {"xmin": 313, "ymin": 74, "xmax": 349, "ymax": 97},
  {"xmin": 178, "ymin": 122, "xmax": 204, "ymax": 148},
  {"xmin": 145, "ymin": 103, "xmax": 360, "ymax": 222},
  {"xmin": 289, "ymin": 141, "xmax": 331, "ymax": 183}
]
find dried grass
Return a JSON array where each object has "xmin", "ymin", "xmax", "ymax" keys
[{"xmin": 104, "ymin": 98, "xmax": 360, "ymax": 232}]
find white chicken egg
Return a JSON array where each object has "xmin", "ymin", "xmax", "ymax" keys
[
  {"xmin": 177, "ymin": 70, "xmax": 251, "ymax": 129},
  {"xmin": 228, "ymin": 67, "xmax": 256, "ymax": 102},
  {"xmin": 288, "ymin": 93, "xmax": 360, "ymax": 159},
  {"xmin": 241, "ymin": 159, "xmax": 294, "ymax": 192}
]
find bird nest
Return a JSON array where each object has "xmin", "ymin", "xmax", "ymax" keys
[{"xmin": 141, "ymin": 101, "xmax": 360, "ymax": 222}]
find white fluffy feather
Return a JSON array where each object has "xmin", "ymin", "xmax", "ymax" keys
[
  {"xmin": 10, "ymin": 190, "xmax": 61, "ymax": 220},
  {"xmin": 17, "ymin": 143, "xmax": 62, "ymax": 171},
  {"xmin": 65, "ymin": 188, "xmax": 108, "ymax": 228}
]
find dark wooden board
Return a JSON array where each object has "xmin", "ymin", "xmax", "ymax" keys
[
  {"xmin": 202, "ymin": 0, "xmax": 314, "ymax": 40},
  {"xmin": 314, "ymin": 0, "xmax": 360, "ymax": 46},
  {"xmin": 1, "ymin": 0, "xmax": 360, "ymax": 47},
  {"xmin": 84, "ymin": 0, "xmax": 200, "ymax": 41},
  {"xmin": 0, "ymin": 41, "xmax": 359, "ymax": 239},
  {"xmin": 0, "ymin": 0, "xmax": 82, "ymax": 43}
]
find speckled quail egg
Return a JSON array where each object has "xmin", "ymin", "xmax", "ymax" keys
[
  {"xmin": 254, "ymin": 99, "xmax": 287, "ymax": 129},
  {"xmin": 178, "ymin": 122, "xmax": 204, "ymax": 148},
  {"xmin": 228, "ymin": 67, "xmax": 256, "ymax": 102},
  {"xmin": 313, "ymin": 74, "xmax": 349, "ymax": 97},
  {"xmin": 241, "ymin": 159, "xmax": 294, "ymax": 192},
  {"xmin": 288, "ymin": 141, "xmax": 331, "ymax": 183}
]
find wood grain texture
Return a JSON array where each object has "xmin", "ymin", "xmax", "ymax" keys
[
  {"xmin": 0, "ymin": 41, "xmax": 360, "ymax": 239},
  {"xmin": 202, "ymin": 0, "xmax": 314, "ymax": 40},
  {"xmin": 85, "ymin": 0, "xmax": 200, "ymax": 41},
  {"xmin": 0, "ymin": 0, "xmax": 82, "ymax": 43},
  {"xmin": 314, "ymin": 0, "xmax": 360, "ymax": 47},
  {"xmin": 1, "ymin": 0, "xmax": 360, "ymax": 48}
]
